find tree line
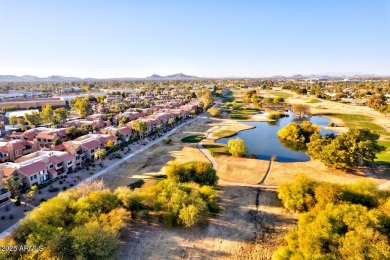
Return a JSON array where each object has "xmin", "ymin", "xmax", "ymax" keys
[
  {"xmin": 274, "ymin": 174, "xmax": 390, "ymax": 259},
  {"xmin": 0, "ymin": 161, "xmax": 219, "ymax": 259}
]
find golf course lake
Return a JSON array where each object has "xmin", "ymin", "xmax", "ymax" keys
[{"xmin": 216, "ymin": 111, "xmax": 337, "ymax": 162}]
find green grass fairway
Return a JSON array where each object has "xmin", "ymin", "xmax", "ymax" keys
[
  {"xmin": 327, "ymin": 113, "xmax": 390, "ymax": 165},
  {"xmin": 269, "ymin": 90, "xmax": 293, "ymax": 99},
  {"xmin": 229, "ymin": 108, "xmax": 260, "ymax": 120},
  {"xmin": 307, "ymin": 99, "xmax": 322, "ymax": 103},
  {"xmin": 213, "ymin": 130, "xmax": 237, "ymax": 138},
  {"xmin": 181, "ymin": 135, "xmax": 204, "ymax": 143},
  {"xmin": 327, "ymin": 114, "xmax": 390, "ymax": 138},
  {"xmin": 202, "ymin": 143, "xmax": 229, "ymax": 156}
]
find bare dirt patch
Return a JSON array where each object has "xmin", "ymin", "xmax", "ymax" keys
[
  {"xmin": 216, "ymin": 155, "xmax": 270, "ymax": 184},
  {"xmin": 264, "ymin": 159, "xmax": 390, "ymax": 186},
  {"xmin": 118, "ymin": 184, "xmax": 296, "ymax": 260}
]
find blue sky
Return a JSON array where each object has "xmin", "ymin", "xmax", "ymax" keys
[{"xmin": 0, "ymin": 0, "xmax": 389, "ymax": 78}]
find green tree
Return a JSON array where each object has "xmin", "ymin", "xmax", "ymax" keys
[
  {"xmin": 168, "ymin": 117, "xmax": 175, "ymax": 127},
  {"xmin": 40, "ymin": 104, "xmax": 55, "ymax": 124},
  {"xmin": 307, "ymin": 128, "xmax": 386, "ymax": 169},
  {"xmin": 131, "ymin": 119, "xmax": 147, "ymax": 139},
  {"xmin": 53, "ymin": 138, "xmax": 62, "ymax": 146},
  {"xmin": 292, "ymin": 104, "xmax": 311, "ymax": 118},
  {"xmin": 72, "ymin": 98, "xmax": 91, "ymax": 118},
  {"xmin": 24, "ymin": 111, "xmax": 41, "ymax": 126},
  {"xmin": 273, "ymin": 96, "xmax": 284, "ymax": 105},
  {"xmin": 367, "ymin": 94, "xmax": 387, "ymax": 110},
  {"xmin": 207, "ymin": 107, "xmax": 221, "ymax": 117},
  {"xmin": 277, "ymin": 174, "xmax": 316, "ymax": 213},
  {"xmin": 8, "ymin": 115, "xmax": 18, "ymax": 127},
  {"xmin": 70, "ymin": 221, "xmax": 118, "ymax": 259},
  {"xmin": 114, "ymin": 186, "xmax": 144, "ymax": 217},
  {"xmin": 200, "ymin": 89, "xmax": 214, "ymax": 109},
  {"xmin": 17, "ymin": 118, "xmax": 27, "ymax": 131},
  {"xmin": 274, "ymin": 203, "xmax": 390, "ymax": 260},
  {"xmin": 5, "ymin": 175, "xmax": 23, "ymax": 197},
  {"xmin": 54, "ymin": 107, "xmax": 69, "ymax": 123},
  {"xmin": 378, "ymin": 104, "xmax": 390, "ymax": 116},
  {"xmin": 278, "ymin": 122, "xmax": 320, "ymax": 143},
  {"xmin": 94, "ymin": 148, "xmax": 107, "ymax": 163},
  {"xmin": 227, "ymin": 138, "xmax": 247, "ymax": 157},
  {"xmin": 24, "ymin": 185, "xmax": 38, "ymax": 206}
]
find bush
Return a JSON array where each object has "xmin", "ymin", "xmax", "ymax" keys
[
  {"xmin": 267, "ymin": 111, "xmax": 288, "ymax": 120},
  {"xmin": 9, "ymin": 214, "xmax": 13, "ymax": 220},
  {"xmin": 63, "ymin": 187, "xmax": 67, "ymax": 190},
  {"xmin": 163, "ymin": 138, "xmax": 172, "ymax": 145},
  {"xmin": 277, "ymin": 174, "xmax": 317, "ymax": 212},
  {"xmin": 207, "ymin": 107, "xmax": 221, "ymax": 117},
  {"xmin": 59, "ymin": 180, "xmax": 63, "ymax": 185},
  {"xmin": 165, "ymin": 161, "xmax": 218, "ymax": 186},
  {"xmin": 328, "ymin": 122, "xmax": 336, "ymax": 127},
  {"xmin": 1, "ymin": 216, "xmax": 5, "ymax": 220}
]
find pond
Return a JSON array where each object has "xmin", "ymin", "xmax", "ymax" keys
[{"xmin": 215, "ymin": 111, "xmax": 337, "ymax": 162}]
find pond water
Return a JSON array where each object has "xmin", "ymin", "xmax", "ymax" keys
[{"xmin": 215, "ymin": 111, "xmax": 337, "ymax": 162}]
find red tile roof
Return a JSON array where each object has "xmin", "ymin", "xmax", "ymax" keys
[
  {"xmin": 12, "ymin": 142, "xmax": 25, "ymax": 151},
  {"xmin": 23, "ymin": 131, "xmax": 37, "ymax": 140},
  {"xmin": 118, "ymin": 127, "xmax": 131, "ymax": 135},
  {"xmin": 82, "ymin": 140, "xmax": 99, "ymax": 150},
  {"xmin": 60, "ymin": 153, "xmax": 74, "ymax": 162},
  {"xmin": 0, "ymin": 146, "xmax": 8, "ymax": 153},
  {"xmin": 54, "ymin": 144, "xmax": 66, "ymax": 151},
  {"xmin": 49, "ymin": 156, "xmax": 63, "ymax": 164},
  {"xmin": 1, "ymin": 167, "xmax": 16, "ymax": 178},
  {"xmin": 19, "ymin": 162, "xmax": 46, "ymax": 176}
]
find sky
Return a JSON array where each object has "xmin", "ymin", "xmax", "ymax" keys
[{"xmin": 0, "ymin": 0, "xmax": 389, "ymax": 78}]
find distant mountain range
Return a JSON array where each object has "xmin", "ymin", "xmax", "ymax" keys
[
  {"xmin": 0, "ymin": 72, "xmax": 386, "ymax": 82},
  {"xmin": 0, "ymin": 73, "xmax": 199, "ymax": 82},
  {"xmin": 0, "ymin": 75, "xmax": 86, "ymax": 82},
  {"xmin": 146, "ymin": 73, "xmax": 199, "ymax": 79}
]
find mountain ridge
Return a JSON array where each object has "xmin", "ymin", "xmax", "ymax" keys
[{"xmin": 0, "ymin": 72, "xmax": 387, "ymax": 82}]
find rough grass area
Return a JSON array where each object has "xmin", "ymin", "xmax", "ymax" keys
[
  {"xmin": 268, "ymin": 90, "xmax": 293, "ymax": 99},
  {"xmin": 229, "ymin": 108, "xmax": 260, "ymax": 120},
  {"xmin": 216, "ymin": 156, "xmax": 269, "ymax": 184},
  {"xmin": 212, "ymin": 129, "xmax": 237, "ymax": 139},
  {"xmin": 326, "ymin": 113, "xmax": 390, "ymax": 165},
  {"xmin": 202, "ymin": 143, "xmax": 229, "ymax": 156},
  {"xmin": 181, "ymin": 135, "xmax": 204, "ymax": 143},
  {"xmin": 306, "ymin": 99, "xmax": 321, "ymax": 103}
]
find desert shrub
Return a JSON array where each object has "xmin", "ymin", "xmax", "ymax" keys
[
  {"xmin": 163, "ymin": 137, "xmax": 172, "ymax": 144},
  {"xmin": 165, "ymin": 161, "xmax": 218, "ymax": 185}
]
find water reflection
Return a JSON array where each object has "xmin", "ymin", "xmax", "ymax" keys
[{"xmin": 216, "ymin": 111, "xmax": 337, "ymax": 162}]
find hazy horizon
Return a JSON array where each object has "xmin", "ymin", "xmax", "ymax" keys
[{"xmin": 1, "ymin": 0, "xmax": 389, "ymax": 78}]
